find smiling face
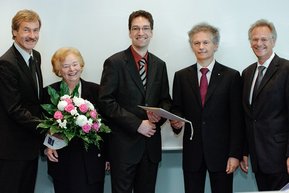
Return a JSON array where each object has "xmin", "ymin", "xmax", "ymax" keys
[
  {"xmin": 13, "ymin": 21, "xmax": 40, "ymax": 54},
  {"xmin": 59, "ymin": 53, "xmax": 82, "ymax": 85},
  {"xmin": 129, "ymin": 16, "xmax": 153, "ymax": 52},
  {"xmin": 190, "ymin": 31, "xmax": 218, "ymax": 66},
  {"xmin": 250, "ymin": 26, "xmax": 275, "ymax": 64}
]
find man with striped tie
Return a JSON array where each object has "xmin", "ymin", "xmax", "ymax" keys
[{"xmin": 99, "ymin": 10, "xmax": 171, "ymax": 193}]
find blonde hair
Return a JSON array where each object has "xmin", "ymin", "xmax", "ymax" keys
[{"xmin": 51, "ymin": 47, "xmax": 85, "ymax": 77}]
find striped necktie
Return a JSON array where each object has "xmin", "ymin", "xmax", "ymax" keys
[{"xmin": 138, "ymin": 58, "xmax": 147, "ymax": 89}]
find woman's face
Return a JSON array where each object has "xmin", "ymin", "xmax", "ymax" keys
[{"xmin": 59, "ymin": 53, "xmax": 82, "ymax": 84}]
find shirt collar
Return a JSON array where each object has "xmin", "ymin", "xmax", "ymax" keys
[
  {"xmin": 257, "ymin": 53, "xmax": 275, "ymax": 68},
  {"xmin": 14, "ymin": 42, "xmax": 33, "ymax": 65},
  {"xmin": 131, "ymin": 46, "xmax": 148, "ymax": 63},
  {"xmin": 197, "ymin": 59, "xmax": 215, "ymax": 72}
]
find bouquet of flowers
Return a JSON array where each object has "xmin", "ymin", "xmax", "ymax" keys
[{"xmin": 37, "ymin": 82, "xmax": 110, "ymax": 150}]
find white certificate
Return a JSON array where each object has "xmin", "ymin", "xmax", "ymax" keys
[{"xmin": 138, "ymin": 105, "xmax": 194, "ymax": 139}]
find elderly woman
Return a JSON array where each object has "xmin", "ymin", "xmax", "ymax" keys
[{"xmin": 43, "ymin": 47, "xmax": 109, "ymax": 193}]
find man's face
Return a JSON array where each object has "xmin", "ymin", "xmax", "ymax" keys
[
  {"xmin": 129, "ymin": 16, "xmax": 153, "ymax": 51},
  {"xmin": 250, "ymin": 26, "xmax": 275, "ymax": 64},
  {"xmin": 13, "ymin": 21, "xmax": 40, "ymax": 54},
  {"xmin": 190, "ymin": 31, "xmax": 218, "ymax": 65}
]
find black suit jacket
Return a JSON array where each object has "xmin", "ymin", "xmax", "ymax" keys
[
  {"xmin": 242, "ymin": 54, "xmax": 289, "ymax": 173},
  {"xmin": 43, "ymin": 79, "xmax": 108, "ymax": 184},
  {"xmin": 0, "ymin": 44, "xmax": 43, "ymax": 160},
  {"xmin": 98, "ymin": 47, "xmax": 171, "ymax": 164},
  {"xmin": 172, "ymin": 62, "xmax": 244, "ymax": 172}
]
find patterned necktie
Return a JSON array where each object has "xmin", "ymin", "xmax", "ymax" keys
[
  {"xmin": 253, "ymin": 65, "xmax": 266, "ymax": 99},
  {"xmin": 29, "ymin": 56, "xmax": 37, "ymax": 90},
  {"xmin": 200, "ymin": 68, "xmax": 209, "ymax": 107},
  {"xmin": 138, "ymin": 58, "xmax": 147, "ymax": 89}
]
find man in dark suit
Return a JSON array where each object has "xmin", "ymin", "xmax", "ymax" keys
[
  {"xmin": 98, "ymin": 10, "xmax": 171, "ymax": 193},
  {"xmin": 240, "ymin": 19, "xmax": 289, "ymax": 191},
  {"xmin": 0, "ymin": 9, "xmax": 43, "ymax": 193},
  {"xmin": 171, "ymin": 23, "xmax": 243, "ymax": 193}
]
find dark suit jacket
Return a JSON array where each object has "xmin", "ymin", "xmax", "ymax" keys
[
  {"xmin": 98, "ymin": 46, "xmax": 171, "ymax": 164},
  {"xmin": 242, "ymin": 54, "xmax": 289, "ymax": 174},
  {"xmin": 0, "ymin": 44, "xmax": 43, "ymax": 160},
  {"xmin": 172, "ymin": 62, "xmax": 244, "ymax": 172},
  {"xmin": 43, "ymin": 79, "xmax": 108, "ymax": 184}
]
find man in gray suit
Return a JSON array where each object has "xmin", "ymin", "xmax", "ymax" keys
[
  {"xmin": 241, "ymin": 19, "xmax": 289, "ymax": 191},
  {"xmin": 98, "ymin": 10, "xmax": 171, "ymax": 193},
  {"xmin": 0, "ymin": 9, "xmax": 43, "ymax": 193}
]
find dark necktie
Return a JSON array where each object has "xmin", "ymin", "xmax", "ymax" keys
[
  {"xmin": 200, "ymin": 68, "xmax": 209, "ymax": 107},
  {"xmin": 138, "ymin": 58, "xmax": 147, "ymax": 89},
  {"xmin": 29, "ymin": 56, "xmax": 37, "ymax": 90},
  {"xmin": 252, "ymin": 65, "xmax": 266, "ymax": 99}
]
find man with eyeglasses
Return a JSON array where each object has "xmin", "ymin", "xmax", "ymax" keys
[
  {"xmin": 241, "ymin": 19, "xmax": 289, "ymax": 191},
  {"xmin": 99, "ymin": 10, "xmax": 171, "ymax": 193}
]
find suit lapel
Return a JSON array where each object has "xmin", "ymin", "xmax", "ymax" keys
[
  {"xmin": 145, "ymin": 54, "xmax": 157, "ymax": 97},
  {"xmin": 205, "ymin": 62, "xmax": 223, "ymax": 105},
  {"xmin": 253, "ymin": 57, "xmax": 278, "ymax": 100},
  {"xmin": 188, "ymin": 64, "xmax": 202, "ymax": 106},
  {"xmin": 243, "ymin": 63, "xmax": 256, "ymax": 106},
  {"xmin": 124, "ymin": 50, "xmax": 146, "ymax": 97},
  {"xmin": 13, "ymin": 47, "xmax": 39, "ymax": 96}
]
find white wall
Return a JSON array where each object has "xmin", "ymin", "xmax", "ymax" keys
[{"xmin": 1, "ymin": 0, "xmax": 288, "ymax": 192}]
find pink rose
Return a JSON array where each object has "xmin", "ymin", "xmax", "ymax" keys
[
  {"xmin": 92, "ymin": 122, "xmax": 100, "ymax": 131},
  {"xmin": 53, "ymin": 111, "xmax": 63, "ymax": 120},
  {"xmin": 64, "ymin": 98, "xmax": 73, "ymax": 104},
  {"xmin": 79, "ymin": 104, "xmax": 88, "ymax": 113},
  {"xmin": 82, "ymin": 124, "xmax": 91, "ymax": 133},
  {"xmin": 64, "ymin": 104, "xmax": 75, "ymax": 113},
  {"xmin": 89, "ymin": 110, "xmax": 98, "ymax": 119}
]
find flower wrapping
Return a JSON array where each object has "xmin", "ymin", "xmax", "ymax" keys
[{"xmin": 38, "ymin": 82, "xmax": 110, "ymax": 150}]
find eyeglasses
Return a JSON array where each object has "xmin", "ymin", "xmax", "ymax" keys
[{"xmin": 131, "ymin": 26, "xmax": 151, "ymax": 32}]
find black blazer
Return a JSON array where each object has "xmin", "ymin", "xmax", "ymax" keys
[
  {"xmin": 43, "ymin": 79, "xmax": 108, "ymax": 184},
  {"xmin": 172, "ymin": 62, "xmax": 244, "ymax": 172},
  {"xmin": 242, "ymin": 54, "xmax": 289, "ymax": 173},
  {"xmin": 98, "ymin": 47, "xmax": 171, "ymax": 164},
  {"xmin": 0, "ymin": 44, "xmax": 43, "ymax": 160}
]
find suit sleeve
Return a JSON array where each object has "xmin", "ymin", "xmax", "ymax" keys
[
  {"xmin": 228, "ymin": 71, "xmax": 245, "ymax": 160},
  {"xmin": 98, "ymin": 58, "xmax": 142, "ymax": 134}
]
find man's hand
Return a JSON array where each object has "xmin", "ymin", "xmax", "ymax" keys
[
  {"xmin": 170, "ymin": 120, "xmax": 184, "ymax": 129},
  {"xmin": 146, "ymin": 111, "xmax": 161, "ymax": 123},
  {"xmin": 240, "ymin": 156, "xmax": 249, "ymax": 173},
  {"xmin": 137, "ymin": 120, "xmax": 156, "ymax": 137},
  {"xmin": 226, "ymin": 157, "xmax": 239, "ymax": 174}
]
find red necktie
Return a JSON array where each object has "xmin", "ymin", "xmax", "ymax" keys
[{"xmin": 200, "ymin": 68, "xmax": 209, "ymax": 107}]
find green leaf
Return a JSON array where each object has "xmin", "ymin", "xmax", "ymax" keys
[
  {"xmin": 41, "ymin": 104, "xmax": 57, "ymax": 115},
  {"xmin": 48, "ymin": 86, "xmax": 60, "ymax": 105},
  {"xmin": 60, "ymin": 81, "xmax": 70, "ymax": 96}
]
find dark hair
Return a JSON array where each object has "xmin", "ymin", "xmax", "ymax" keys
[{"xmin": 128, "ymin": 10, "xmax": 154, "ymax": 30}]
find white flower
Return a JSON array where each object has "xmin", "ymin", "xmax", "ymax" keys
[
  {"xmin": 57, "ymin": 119, "xmax": 67, "ymax": 128},
  {"xmin": 85, "ymin": 100, "xmax": 95, "ymax": 110},
  {"xmin": 57, "ymin": 100, "xmax": 68, "ymax": 111},
  {"xmin": 73, "ymin": 96, "xmax": 85, "ymax": 107},
  {"xmin": 60, "ymin": 95, "xmax": 70, "ymax": 100},
  {"xmin": 70, "ymin": 108, "xmax": 78, "ymax": 116},
  {"xmin": 75, "ymin": 115, "xmax": 88, "ymax": 127}
]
